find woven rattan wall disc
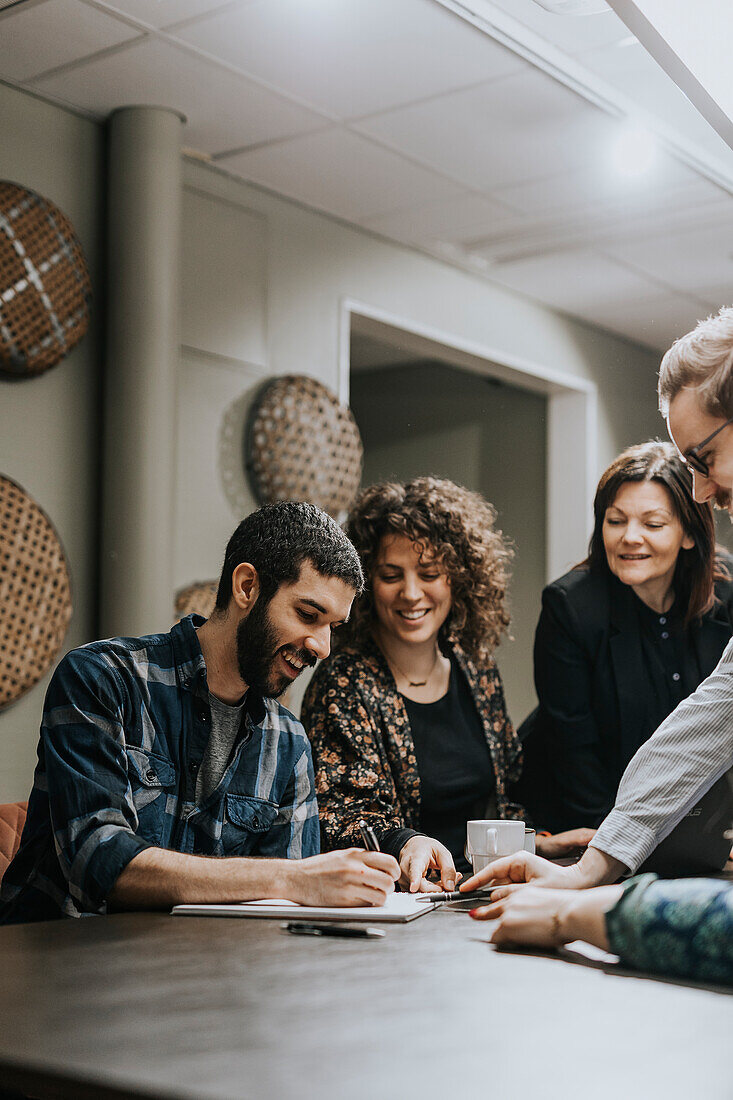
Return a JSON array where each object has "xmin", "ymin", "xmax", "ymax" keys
[
  {"xmin": 246, "ymin": 375, "xmax": 363, "ymax": 520},
  {"xmin": 0, "ymin": 475, "xmax": 72, "ymax": 710},
  {"xmin": 0, "ymin": 182, "xmax": 91, "ymax": 379},
  {"xmin": 174, "ymin": 580, "xmax": 218, "ymax": 623}
]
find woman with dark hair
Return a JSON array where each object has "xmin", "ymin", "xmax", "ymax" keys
[
  {"xmin": 518, "ymin": 440, "xmax": 733, "ymax": 833},
  {"xmin": 302, "ymin": 476, "xmax": 591, "ymax": 892}
]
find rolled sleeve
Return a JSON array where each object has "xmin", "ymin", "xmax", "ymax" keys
[{"xmin": 43, "ymin": 650, "xmax": 150, "ymax": 912}]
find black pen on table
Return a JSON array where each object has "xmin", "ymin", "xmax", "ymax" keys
[
  {"xmin": 358, "ymin": 818, "xmax": 401, "ymax": 891},
  {"xmin": 284, "ymin": 921, "xmax": 385, "ymax": 939}
]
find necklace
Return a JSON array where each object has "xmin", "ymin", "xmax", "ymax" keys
[{"xmin": 385, "ymin": 644, "xmax": 441, "ymax": 687}]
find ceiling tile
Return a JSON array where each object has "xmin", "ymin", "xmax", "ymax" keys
[
  {"xmin": 172, "ymin": 0, "xmax": 523, "ymax": 119},
  {"xmin": 218, "ymin": 128, "xmax": 465, "ymax": 221},
  {"xmin": 603, "ymin": 216, "xmax": 733, "ymax": 298},
  {"xmin": 0, "ymin": 0, "xmax": 140, "ymax": 82},
  {"xmin": 490, "ymin": 158, "xmax": 711, "ymax": 217},
  {"xmin": 578, "ymin": 39, "xmax": 733, "ymax": 171},
  {"xmin": 355, "ymin": 67, "xmax": 614, "ymax": 190},
  {"xmin": 360, "ymin": 192, "xmax": 522, "ymax": 246},
  {"xmin": 32, "ymin": 37, "xmax": 328, "ymax": 152},
  {"xmin": 568, "ymin": 289, "xmax": 714, "ymax": 350},
  {"xmin": 485, "ymin": 248, "xmax": 661, "ymax": 312},
  {"xmin": 91, "ymin": 0, "xmax": 238, "ymax": 29}
]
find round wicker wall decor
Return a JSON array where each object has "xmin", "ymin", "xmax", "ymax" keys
[
  {"xmin": 246, "ymin": 375, "xmax": 363, "ymax": 520},
  {"xmin": 174, "ymin": 580, "xmax": 218, "ymax": 623},
  {"xmin": 0, "ymin": 474, "xmax": 73, "ymax": 710},
  {"xmin": 0, "ymin": 181, "xmax": 92, "ymax": 379}
]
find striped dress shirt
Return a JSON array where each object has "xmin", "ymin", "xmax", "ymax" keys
[
  {"xmin": 591, "ymin": 636, "xmax": 733, "ymax": 872},
  {"xmin": 0, "ymin": 614, "xmax": 319, "ymax": 923}
]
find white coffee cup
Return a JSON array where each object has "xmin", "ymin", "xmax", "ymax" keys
[{"xmin": 466, "ymin": 819, "xmax": 526, "ymax": 874}]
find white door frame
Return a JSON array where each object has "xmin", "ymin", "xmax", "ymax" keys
[{"xmin": 338, "ymin": 298, "xmax": 598, "ymax": 582}]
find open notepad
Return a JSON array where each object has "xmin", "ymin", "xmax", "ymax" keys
[{"xmin": 171, "ymin": 892, "xmax": 439, "ymax": 923}]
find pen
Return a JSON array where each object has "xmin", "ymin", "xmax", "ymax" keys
[
  {"xmin": 358, "ymin": 817, "xmax": 401, "ymax": 892},
  {"xmin": 358, "ymin": 818, "xmax": 380, "ymax": 851},
  {"xmin": 283, "ymin": 921, "xmax": 385, "ymax": 939},
  {"xmin": 416, "ymin": 887, "xmax": 500, "ymax": 903}
]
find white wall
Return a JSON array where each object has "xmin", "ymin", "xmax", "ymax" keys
[{"xmin": 0, "ymin": 83, "xmax": 103, "ymax": 802}]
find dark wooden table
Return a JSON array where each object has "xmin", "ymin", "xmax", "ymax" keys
[{"xmin": 0, "ymin": 905, "xmax": 731, "ymax": 1100}]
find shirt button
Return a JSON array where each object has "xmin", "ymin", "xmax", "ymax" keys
[
  {"xmin": 661, "ymin": 631, "xmax": 669, "ymax": 639},
  {"xmin": 672, "ymin": 672, "xmax": 681, "ymax": 681},
  {"xmin": 145, "ymin": 768, "xmax": 156, "ymax": 782},
  {"xmin": 188, "ymin": 761, "xmax": 197, "ymax": 776},
  {"xmin": 659, "ymin": 616, "xmax": 667, "ymax": 625}
]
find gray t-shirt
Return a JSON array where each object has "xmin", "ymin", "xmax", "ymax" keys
[{"xmin": 195, "ymin": 691, "xmax": 246, "ymax": 804}]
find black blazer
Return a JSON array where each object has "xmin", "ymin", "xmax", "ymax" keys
[{"xmin": 515, "ymin": 561, "xmax": 733, "ymax": 832}]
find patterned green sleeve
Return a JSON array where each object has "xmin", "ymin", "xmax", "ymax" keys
[{"xmin": 605, "ymin": 874, "xmax": 733, "ymax": 986}]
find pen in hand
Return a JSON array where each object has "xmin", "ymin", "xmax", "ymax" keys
[{"xmin": 357, "ymin": 818, "xmax": 401, "ymax": 892}]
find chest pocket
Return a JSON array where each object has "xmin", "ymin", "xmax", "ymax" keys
[
  {"xmin": 127, "ymin": 748, "xmax": 176, "ymax": 816},
  {"xmin": 223, "ymin": 794, "xmax": 278, "ymax": 854}
]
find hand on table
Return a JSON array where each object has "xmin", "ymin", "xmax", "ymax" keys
[
  {"xmin": 458, "ymin": 851, "xmax": 581, "ymax": 899},
  {"xmin": 399, "ymin": 835, "xmax": 459, "ymax": 893},
  {"xmin": 535, "ymin": 828, "xmax": 596, "ymax": 860},
  {"xmin": 286, "ymin": 849, "xmax": 400, "ymax": 907},
  {"xmin": 468, "ymin": 884, "xmax": 623, "ymax": 953}
]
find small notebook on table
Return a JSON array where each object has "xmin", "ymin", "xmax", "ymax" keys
[{"xmin": 171, "ymin": 892, "xmax": 438, "ymax": 923}]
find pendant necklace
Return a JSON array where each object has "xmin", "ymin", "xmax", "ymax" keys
[{"xmin": 387, "ymin": 645, "xmax": 440, "ymax": 687}]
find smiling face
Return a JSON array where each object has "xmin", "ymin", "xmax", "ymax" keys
[
  {"xmin": 236, "ymin": 560, "xmax": 354, "ymax": 697},
  {"xmin": 667, "ymin": 387, "xmax": 733, "ymax": 512},
  {"xmin": 602, "ymin": 480, "xmax": 694, "ymax": 605},
  {"xmin": 371, "ymin": 533, "xmax": 452, "ymax": 648}
]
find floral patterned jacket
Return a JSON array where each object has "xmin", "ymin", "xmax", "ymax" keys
[{"xmin": 300, "ymin": 636, "xmax": 525, "ymax": 852}]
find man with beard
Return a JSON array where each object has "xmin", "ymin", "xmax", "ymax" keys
[
  {"xmin": 0, "ymin": 502, "xmax": 399, "ymax": 923},
  {"xmin": 462, "ymin": 306, "xmax": 733, "ymax": 915}
]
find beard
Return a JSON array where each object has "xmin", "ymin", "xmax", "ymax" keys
[{"xmin": 236, "ymin": 598, "xmax": 316, "ymax": 698}]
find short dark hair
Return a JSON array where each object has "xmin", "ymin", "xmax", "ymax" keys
[
  {"xmin": 583, "ymin": 441, "xmax": 723, "ymax": 623},
  {"xmin": 215, "ymin": 501, "xmax": 364, "ymax": 611}
]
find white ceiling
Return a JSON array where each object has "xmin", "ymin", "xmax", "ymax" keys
[{"xmin": 1, "ymin": 0, "xmax": 732, "ymax": 350}]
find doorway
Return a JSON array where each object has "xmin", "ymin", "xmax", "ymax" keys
[{"xmin": 343, "ymin": 305, "xmax": 597, "ymax": 724}]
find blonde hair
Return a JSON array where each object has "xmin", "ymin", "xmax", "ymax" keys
[{"xmin": 658, "ymin": 306, "xmax": 733, "ymax": 418}]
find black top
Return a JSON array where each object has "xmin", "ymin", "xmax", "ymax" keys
[
  {"xmin": 401, "ymin": 654, "xmax": 496, "ymax": 874},
  {"xmin": 634, "ymin": 595, "xmax": 701, "ymax": 715},
  {"xmin": 515, "ymin": 562, "xmax": 733, "ymax": 832}
]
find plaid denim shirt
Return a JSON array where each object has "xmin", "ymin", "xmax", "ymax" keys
[{"xmin": 0, "ymin": 615, "xmax": 319, "ymax": 923}]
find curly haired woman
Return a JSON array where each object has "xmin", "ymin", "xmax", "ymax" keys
[{"xmin": 301, "ymin": 477, "xmax": 592, "ymax": 893}]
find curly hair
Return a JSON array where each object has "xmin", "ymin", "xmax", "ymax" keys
[{"xmin": 338, "ymin": 476, "xmax": 513, "ymax": 662}]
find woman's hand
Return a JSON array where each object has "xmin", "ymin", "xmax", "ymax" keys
[
  {"xmin": 468, "ymin": 884, "xmax": 623, "ymax": 952},
  {"xmin": 399, "ymin": 835, "xmax": 458, "ymax": 893},
  {"xmin": 535, "ymin": 828, "xmax": 596, "ymax": 860},
  {"xmin": 459, "ymin": 851, "xmax": 579, "ymax": 895}
]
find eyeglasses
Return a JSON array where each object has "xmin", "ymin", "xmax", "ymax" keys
[{"xmin": 678, "ymin": 415, "xmax": 733, "ymax": 478}]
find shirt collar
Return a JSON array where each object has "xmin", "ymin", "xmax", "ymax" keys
[{"xmin": 172, "ymin": 613, "xmax": 267, "ymax": 725}]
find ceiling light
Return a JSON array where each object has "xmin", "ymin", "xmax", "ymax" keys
[
  {"xmin": 609, "ymin": 124, "xmax": 657, "ymax": 179},
  {"xmin": 529, "ymin": 0, "xmax": 610, "ymax": 13}
]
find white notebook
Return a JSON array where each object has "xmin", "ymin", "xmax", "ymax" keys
[{"xmin": 171, "ymin": 892, "xmax": 438, "ymax": 923}]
